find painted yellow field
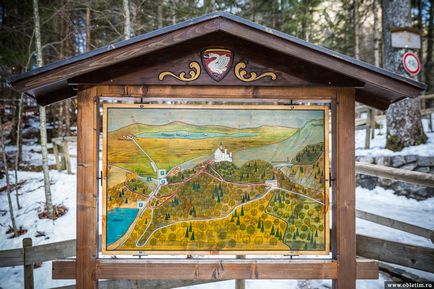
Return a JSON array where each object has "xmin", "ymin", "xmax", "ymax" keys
[{"xmin": 117, "ymin": 193, "xmax": 290, "ymax": 251}]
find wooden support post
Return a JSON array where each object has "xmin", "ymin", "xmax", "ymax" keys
[
  {"xmin": 76, "ymin": 87, "xmax": 99, "ymax": 289},
  {"xmin": 63, "ymin": 140, "xmax": 72, "ymax": 174},
  {"xmin": 364, "ymin": 109, "xmax": 370, "ymax": 149},
  {"xmin": 53, "ymin": 143, "xmax": 61, "ymax": 171},
  {"xmin": 370, "ymin": 109, "xmax": 376, "ymax": 139},
  {"xmin": 235, "ymin": 255, "xmax": 246, "ymax": 289},
  {"xmin": 332, "ymin": 88, "xmax": 356, "ymax": 289},
  {"xmin": 23, "ymin": 238, "xmax": 34, "ymax": 289}
]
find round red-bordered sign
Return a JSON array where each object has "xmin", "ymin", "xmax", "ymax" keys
[{"xmin": 403, "ymin": 52, "xmax": 421, "ymax": 75}]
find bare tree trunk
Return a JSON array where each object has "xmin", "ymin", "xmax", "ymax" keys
[
  {"xmin": 123, "ymin": 0, "xmax": 131, "ymax": 40},
  {"xmin": 14, "ymin": 94, "xmax": 23, "ymax": 209},
  {"xmin": 85, "ymin": 6, "xmax": 91, "ymax": 52},
  {"xmin": 373, "ymin": 0, "xmax": 381, "ymax": 67},
  {"xmin": 426, "ymin": 0, "xmax": 434, "ymax": 94},
  {"xmin": 383, "ymin": 0, "xmax": 427, "ymax": 151},
  {"xmin": 1, "ymin": 115, "xmax": 18, "ymax": 235},
  {"xmin": 33, "ymin": 0, "xmax": 54, "ymax": 219},
  {"xmin": 417, "ymin": 0, "xmax": 424, "ymax": 80},
  {"xmin": 354, "ymin": 0, "xmax": 360, "ymax": 59},
  {"xmin": 157, "ymin": 3, "xmax": 163, "ymax": 29},
  {"xmin": 271, "ymin": 0, "xmax": 277, "ymax": 29},
  {"xmin": 64, "ymin": 7, "xmax": 72, "ymax": 136}
]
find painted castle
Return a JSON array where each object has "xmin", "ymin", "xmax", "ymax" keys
[{"xmin": 214, "ymin": 143, "xmax": 233, "ymax": 162}]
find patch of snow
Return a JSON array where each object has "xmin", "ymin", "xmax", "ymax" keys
[
  {"xmin": 356, "ymin": 115, "xmax": 434, "ymax": 156},
  {"xmin": 356, "ymin": 186, "xmax": 434, "ymax": 248}
]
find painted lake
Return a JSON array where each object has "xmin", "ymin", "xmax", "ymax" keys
[
  {"xmin": 107, "ymin": 208, "xmax": 139, "ymax": 245},
  {"xmin": 136, "ymin": 130, "xmax": 257, "ymax": 139}
]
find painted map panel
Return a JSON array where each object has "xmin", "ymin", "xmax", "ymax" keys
[{"xmin": 102, "ymin": 105, "xmax": 329, "ymax": 254}]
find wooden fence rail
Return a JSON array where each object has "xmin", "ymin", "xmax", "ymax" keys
[
  {"xmin": 356, "ymin": 210, "xmax": 434, "ymax": 242},
  {"xmin": 356, "ymin": 235, "xmax": 434, "ymax": 273},
  {"xmin": 355, "ymin": 162, "xmax": 434, "ymax": 188}
]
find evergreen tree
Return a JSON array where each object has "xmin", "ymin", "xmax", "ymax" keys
[
  {"xmin": 190, "ymin": 231, "xmax": 195, "ymax": 241},
  {"xmin": 271, "ymin": 224, "xmax": 275, "ymax": 235},
  {"xmin": 189, "ymin": 223, "xmax": 192, "ymax": 232},
  {"xmin": 185, "ymin": 227, "xmax": 189, "ymax": 238},
  {"xmin": 236, "ymin": 216, "xmax": 241, "ymax": 226},
  {"xmin": 241, "ymin": 206, "xmax": 244, "ymax": 216},
  {"xmin": 257, "ymin": 219, "xmax": 261, "ymax": 229},
  {"xmin": 261, "ymin": 222, "xmax": 264, "ymax": 232}
]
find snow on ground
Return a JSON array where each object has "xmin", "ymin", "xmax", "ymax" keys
[{"xmin": 0, "ymin": 115, "xmax": 433, "ymax": 288}]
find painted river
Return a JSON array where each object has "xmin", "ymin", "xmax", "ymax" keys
[{"xmin": 136, "ymin": 130, "xmax": 257, "ymax": 140}]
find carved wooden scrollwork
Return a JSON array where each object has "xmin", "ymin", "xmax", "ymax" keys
[
  {"xmin": 234, "ymin": 62, "xmax": 277, "ymax": 82},
  {"xmin": 158, "ymin": 61, "xmax": 201, "ymax": 82}
]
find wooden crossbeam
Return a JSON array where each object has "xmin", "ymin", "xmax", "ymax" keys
[{"xmin": 52, "ymin": 259, "xmax": 378, "ymax": 280}]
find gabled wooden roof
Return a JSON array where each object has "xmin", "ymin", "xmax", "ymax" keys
[{"xmin": 8, "ymin": 12, "xmax": 426, "ymax": 109}]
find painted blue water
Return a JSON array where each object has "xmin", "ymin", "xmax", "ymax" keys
[
  {"xmin": 107, "ymin": 208, "xmax": 139, "ymax": 245},
  {"xmin": 136, "ymin": 130, "xmax": 257, "ymax": 139}
]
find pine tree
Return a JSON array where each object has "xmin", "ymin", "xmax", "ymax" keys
[
  {"xmin": 261, "ymin": 222, "xmax": 264, "ymax": 232},
  {"xmin": 270, "ymin": 224, "xmax": 275, "ymax": 235},
  {"xmin": 190, "ymin": 231, "xmax": 195, "ymax": 241},
  {"xmin": 236, "ymin": 216, "xmax": 241, "ymax": 226},
  {"xmin": 257, "ymin": 219, "xmax": 261, "ymax": 229},
  {"xmin": 185, "ymin": 227, "xmax": 189, "ymax": 238},
  {"xmin": 230, "ymin": 215, "xmax": 234, "ymax": 222},
  {"xmin": 240, "ymin": 206, "xmax": 244, "ymax": 216},
  {"xmin": 189, "ymin": 223, "xmax": 192, "ymax": 232}
]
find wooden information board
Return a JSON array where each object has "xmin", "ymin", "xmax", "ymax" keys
[{"xmin": 102, "ymin": 104, "xmax": 329, "ymax": 255}]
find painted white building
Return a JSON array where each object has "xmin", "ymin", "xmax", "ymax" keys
[{"xmin": 214, "ymin": 143, "xmax": 233, "ymax": 162}]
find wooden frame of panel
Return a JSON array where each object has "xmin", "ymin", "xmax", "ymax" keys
[{"xmin": 101, "ymin": 104, "xmax": 330, "ymax": 256}]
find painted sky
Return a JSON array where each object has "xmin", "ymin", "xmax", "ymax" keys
[{"xmin": 107, "ymin": 107, "xmax": 324, "ymax": 131}]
